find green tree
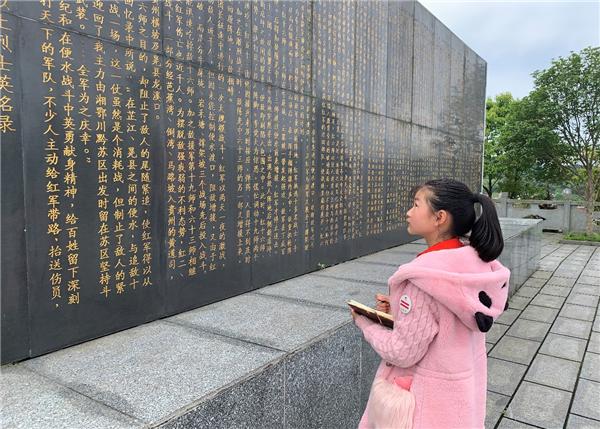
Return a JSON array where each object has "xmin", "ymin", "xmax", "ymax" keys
[
  {"xmin": 483, "ymin": 93, "xmax": 516, "ymax": 197},
  {"xmin": 498, "ymin": 93, "xmax": 568, "ymax": 199},
  {"xmin": 530, "ymin": 46, "xmax": 600, "ymax": 233}
]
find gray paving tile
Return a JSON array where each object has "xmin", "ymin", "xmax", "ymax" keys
[
  {"xmin": 578, "ymin": 275, "xmax": 600, "ymax": 286},
  {"xmin": 566, "ymin": 413, "xmax": 600, "ymax": 428},
  {"xmin": 496, "ymin": 308, "xmax": 521, "ymax": 326},
  {"xmin": 489, "ymin": 336, "xmax": 540, "ymax": 365},
  {"xmin": 486, "ymin": 342, "xmax": 494, "ymax": 353},
  {"xmin": 519, "ymin": 305, "xmax": 559, "ymax": 323},
  {"xmin": 505, "ymin": 381, "xmax": 571, "ymax": 428},
  {"xmin": 572, "ymin": 379, "xmax": 600, "ymax": 420},
  {"xmin": 581, "ymin": 352, "xmax": 600, "ymax": 382},
  {"xmin": 531, "ymin": 294, "xmax": 566, "ymax": 309},
  {"xmin": 566, "ymin": 293, "xmax": 599, "ymax": 308},
  {"xmin": 573, "ymin": 284, "xmax": 600, "ymax": 296},
  {"xmin": 531, "ymin": 270, "xmax": 553, "ymax": 280},
  {"xmin": 497, "ymin": 418, "xmax": 540, "ymax": 428},
  {"xmin": 539, "ymin": 333, "xmax": 587, "ymax": 361},
  {"xmin": 559, "ymin": 304, "xmax": 596, "ymax": 322},
  {"xmin": 553, "ymin": 270, "xmax": 582, "ymax": 278},
  {"xmin": 522, "ymin": 277, "xmax": 548, "ymax": 288},
  {"xmin": 506, "ymin": 318, "xmax": 551, "ymax": 342},
  {"xmin": 487, "ymin": 322, "xmax": 509, "ymax": 344},
  {"xmin": 546, "ymin": 276, "xmax": 577, "ymax": 287},
  {"xmin": 550, "ymin": 317, "xmax": 592, "ymax": 340},
  {"xmin": 509, "ymin": 295, "xmax": 533, "ymax": 310},
  {"xmin": 589, "ymin": 332, "xmax": 600, "ymax": 354},
  {"xmin": 515, "ymin": 286, "xmax": 540, "ymax": 299},
  {"xmin": 485, "ymin": 391, "xmax": 510, "ymax": 429},
  {"xmin": 487, "ymin": 357, "xmax": 528, "ymax": 396},
  {"xmin": 524, "ymin": 354, "xmax": 580, "ymax": 391},
  {"xmin": 540, "ymin": 285, "xmax": 571, "ymax": 297},
  {"xmin": 0, "ymin": 365, "xmax": 142, "ymax": 429}
]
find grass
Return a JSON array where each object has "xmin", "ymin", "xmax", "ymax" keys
[{"xmin": 564, "ymin": 231, "xmax": 600, "ymax": 242}]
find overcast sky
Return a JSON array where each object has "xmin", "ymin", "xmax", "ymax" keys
[{"xmin": 418, "ymin": 0, "xmax": 600, "ymax": 100}]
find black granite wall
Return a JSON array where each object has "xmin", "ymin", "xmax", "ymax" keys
[{"xmin": 0, "ymin": 0, "xmax": 486, "ymax": 364}]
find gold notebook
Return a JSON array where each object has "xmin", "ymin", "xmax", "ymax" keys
[{"xmin": 347, "ymin": 299, "xmax": 394, "ymax": 329}]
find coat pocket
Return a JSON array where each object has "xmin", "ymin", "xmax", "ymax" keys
[{"xmin": 367, "ymin": 376, "xmax": 415, "ymax": 429}]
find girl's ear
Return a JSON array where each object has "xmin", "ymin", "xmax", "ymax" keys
[{"xmin": 435, "ymin": 210, "xmax": 450, "ymax": 226}]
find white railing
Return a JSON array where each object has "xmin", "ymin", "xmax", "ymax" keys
[{"xmin": 493, "ymin": 193, "xmax": 600, "ymax": 233}]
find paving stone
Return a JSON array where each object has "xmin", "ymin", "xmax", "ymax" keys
[
  {"xmin": 578, "ymin": 275, "xmax": 600, "ymax": 286},
  {"xmin": 572, "ymin": 379, "xmax": 600, "ymax": 421},
  {"xmin": 496, "ymin": 308, "xmax": 521, "ymax": 326},
  {"xmin": 539, "ymin": 333, "xmax": 587, "ymax": 361},
  {"xmin": 509, "ymin": 295, "xmax": 533, "ymax": 310},
  {"xmin": 573, "ymin": 284, "xmax": 600, "ymax": 296},
  {"xmin": 589, "ymin": 332, "xmax": 600, "ymax": 354},
  {"xmin": 487, "ymin": 357, "xmax": 528, "ymax": 396},
  {"xmin": 486, "ymin": 342, "xmax": 494, "ymax": 353},
  {"xmin": 531, "ymin": 294, "xmax": 566, "ymax": 309},
  {"xmin": 506, "ymin": 318, "xmax": 551, "ymax": 342},
  {"xmin": 497, "ymin": 418, "xmax": 540, "ymax": 428},
  {"xmin": 531, "ymin": 270, "xmax": 553, "ymax": 280},
  {"xmin": 519, "ymin": 305, "xmax": 559, "ymax": 323},
  {"xmin": 505, "ymin": 381, "xmax": 571, "ymax": 428},
  {"xmin": 566, "ymin": 293, "xmax": 599, "ymax": 308},
  {"xmin": 546, "ymin": 276, "xmax": 577, "ymax": 287},
  {"xmin": 566, "ymin": 414, "xmax": 600, "ymax": 429},
  {"xmin": 581, "ymin": 352, "xmax": 600, "ymax": 382},
  {"xmin": 515, "ymin": 286, "xmax": 539, "ymax": 298},
  {"xmin": 550, "ymin": 317, "xmax": 592, "ymax": 340},
  {"xmin": 539, "ymin": 285, "xmax": 570, "ymax": 297},
  {"xmin": 522, "ymin": 277, "xmax": 547, "ymax": 288},
  {"xmin": 485, "ymin": 391, "xmax": 510, "ymax": 429},
  {"xmin": 486, "ymin": 322, "xmax": 509, "ymax": 344},
  {"xmin": 524, "ymin": 354, "xmax": 580, "ymax": 391},
  {"xmin": 553, "ymin": 269, "xmax": 582, "ymax": 278},
  {"xmin": 489, "ymin": 336, "xmax": 540, "ymax": 365},
  {"xmin": 559, "ymin": 304, "xmax": 596, "ymax": 322}
]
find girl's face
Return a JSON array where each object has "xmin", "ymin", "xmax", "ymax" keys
[{"xmin": 406, "ymin": 188, "xmax": 440, "ymax": 237}]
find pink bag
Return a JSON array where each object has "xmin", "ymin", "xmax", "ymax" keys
[{"xmin": 366, "ymin": 373, "xmax": 415, "ymax": 429}]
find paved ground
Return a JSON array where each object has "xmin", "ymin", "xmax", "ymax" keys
[{"xmin": 485, "ymin": 233, "xmax": 600, "ymax": 429}]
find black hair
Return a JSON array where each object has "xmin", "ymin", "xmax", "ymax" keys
[{"xmin": 411, "ymin": 178, "xmax": 504, "ymax": 262}]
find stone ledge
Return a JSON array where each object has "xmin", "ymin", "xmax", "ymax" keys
[{"xmin": 1, "ymin": 219, "xmax": 542, "ymax": 428}]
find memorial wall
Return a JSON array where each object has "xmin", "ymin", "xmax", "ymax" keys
[{"xmin": 0, "ymin": 0, "xmax": 486, "ymax": 364}]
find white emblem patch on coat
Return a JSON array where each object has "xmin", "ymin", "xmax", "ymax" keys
[{"xmin": 399, "ymin": 294, "xmax": 412, "ymax": 314}]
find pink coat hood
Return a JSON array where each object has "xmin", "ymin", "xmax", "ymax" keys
[{"xmin": 388, "ymin": 244, "xmax": 511, "ymax": 333}]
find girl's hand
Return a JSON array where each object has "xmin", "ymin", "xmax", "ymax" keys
[
  {"xmin": 375, "ymin": 293, "xmax": 391, "ymax": 313},
  {"xmin": 350, "ymin": 308, "xmax": 359, "ymax": 320}
]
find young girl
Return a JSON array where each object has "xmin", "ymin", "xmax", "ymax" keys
[{"xmin": 350, "ymin": 178, "xmax": 511, "ymax": 429}]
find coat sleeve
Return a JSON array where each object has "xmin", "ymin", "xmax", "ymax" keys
[{"xmin": 354, "ymin": 281, "xmax": 440, "ymax": 368}]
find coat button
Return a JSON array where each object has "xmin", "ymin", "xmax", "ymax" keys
[{"xmin": 386, "ymin": 362, "xmax": 392, "ymax": 367}]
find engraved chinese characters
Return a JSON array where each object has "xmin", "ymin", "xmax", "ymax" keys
[{"xmin": 1, "ymin": 0, "xmax": 487, "ymax": 363}]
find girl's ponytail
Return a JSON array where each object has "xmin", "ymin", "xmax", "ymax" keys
[{"xmin": 469, "ymin": 193, "xmax": 504, "ymax": 262}]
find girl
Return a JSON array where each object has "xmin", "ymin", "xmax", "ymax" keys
[{"xmin": 350, "ymin": 178, "xmax": 511, "ymax": 429}]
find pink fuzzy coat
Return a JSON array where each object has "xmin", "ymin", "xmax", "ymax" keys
[{"xmin": 354, "ymin": 244, "xmax": 511, "ymax": 428}]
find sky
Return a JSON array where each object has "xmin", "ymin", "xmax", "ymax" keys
[{"xmin": 419, "ymin": 0, "xmax": 600, "ymax": 100}]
